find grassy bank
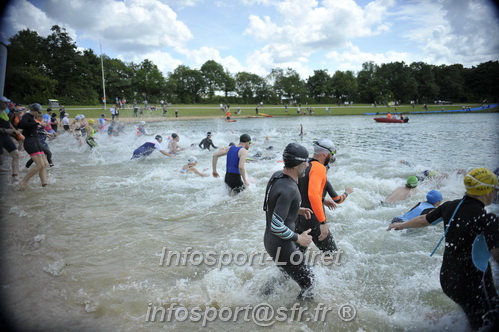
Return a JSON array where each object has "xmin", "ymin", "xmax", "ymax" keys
[{"xmin": 49, "ymin": 103, "xmax": 496, "ymax": 120}]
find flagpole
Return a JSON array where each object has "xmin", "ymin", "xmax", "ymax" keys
[{"xmin": 100, "ymin": 44, "xmax": 107, "ymax": 110}]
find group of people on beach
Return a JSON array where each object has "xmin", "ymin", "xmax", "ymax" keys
[{"xmin": 1, "ymin": 97, "xmax": 498, "ymax": 330}]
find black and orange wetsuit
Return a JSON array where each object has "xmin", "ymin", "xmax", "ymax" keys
[{"xmin": 296, "ymin": 159, "xmax": 337, "ymax": 253}]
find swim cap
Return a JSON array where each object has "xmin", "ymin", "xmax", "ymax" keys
[
  {"xmin": 64, "ymin": 113, "xmax": 69, "ymax": 117},
  {"xmin": 406, "ymin": 176, "xmax": 418, "ymax": 188},
  {"xmin": 426, "ymin": 190, "xmax": 443, "ymax": 204},
  {"xmin": 423, "ymin": 170, "xmax": 438, "ymax": 178},
  {"xmin": 207, "ymin": 132, "xmax": 212, "ymax": 136},
  {"xmin": 464, "ymin": 168, "xmax": 498, "ymax": 196},
  {"xmin": 172, "ymin": 133, "xmax": 178, "ymax": 139},
  {"xmin": 75, "ymin": 115, "xmax": 81, "ymax": 121},
  {"xmin": 283, "ymin": 143, "xmax": 309, "ymax": 168},
  {"xmin": 88, "ymin": 119, "xmax": 95, "ymax": 124},
  {"xmin": 240, "ymin": 134, "xmax": 251, "ymax": 143},
  {"xmin": 101, "ymin": 114, "xmax": 105, "ymax": 117},
  {"xmin": 155, "ymin": 135, "xmax": 162, "ymax": 140},
  {"xmin": 228, "ymin": 142, "xmax": 235, "ymax": 146},
  {"xmin": 313, "ymin": 138, "xmax": 336, "ymax": 154},
  {"xmin": 80, "ymin": 114, "xmax": 85, "ymax": 119},
  {"xmin": 29, "ymin": 103, "xmax": 42, "ymax": 112},
  {"xmin": 140, "ymin": 121, "xmax": 145, "ymax": 125},
  {"xmin": 188, "ymin": 156, "xmax": 197, "ymax": 164}
]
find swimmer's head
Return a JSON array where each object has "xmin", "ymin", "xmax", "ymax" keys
[
  {"xmin": 464, "ymin": 168, "xmax": 498, "ymax": 196},
  {"xmin": 406, "ymin": 176, "xmax": 418, "ymax": 188},
  {"xmin": 426, "ymin": 190, "xmax": 443, "ymax": 204},
  {"xmin": 155, "ymin": 135, "xmax": 162, "ymax": 141},
  {"xmin": 239, "ymin": 134, "xmax": 251, "ymax": 143},
  {"xmin": 283, "ymin": 143, "xmax": 309, "ymax": 168},
  {"xmin": 75, "ymin": 115, "xmax": 82, "ymax": 121},
  {"xmin": 207, "ymin": 132, "xmax": 212, "ymax": 136},
  {"xmin": 187, "ymin": 156, "xmax": 197, "ymax": 164},
  {"xmin": 88, "ymin": 119, "xmax": 95, "ymax": 124},
  {"xmin": 29, "ymin": 103, "xmax": 43, "ymax": 113},
  {"xmin": 101, "ymin": 114, "xmax": 105, "ymax": 117},
  {"xmin": 172, "ymin": 133, "xmax": 178, "ymax": 139},
  {"xmin": 423, "ymin": 170, "xmax": 438, "ymax": 178},
  {"xmin": 313, "ymin": 138, "xmax": 336, "ymax": 163},
  {"xmin": 228, "ymin": 142, "xmax": 235, "ymax": 147},
  {"xmin": 64, "ymin": 113, "xmax": 69, "ymax": 117},
  {"xmin": 139, "ymin": 121, "xmax": 145, "ymax": 126}
]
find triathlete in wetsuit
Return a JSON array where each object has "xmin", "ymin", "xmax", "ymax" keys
[
  {"xmin": 198, "ymin": 132, "xmax": 217, "ymax": 150},
  {"xmin": 131, "ymin": 135, "xmax": 173, "ymax": 159},
  {"xmin": 18, "ymin": 103, "xmax": 48, "ymax": 187},
  {"xmin": 296, "ymin": 138, "xmax": 338, "ymax": 254},
  {"xmin": 263, "ymin": 143, "xmax": 314, "ymax": 299},
  {"xmin": 0, "ymin": 97, "xmax": 20, "ymax": 178},
  {"xmin": 390, "ymin": 190, "xmax": 443, "ymax": 223},
  {"xmin": 388, "ymin": 168, "xmax": 499, "ymax": 330}
]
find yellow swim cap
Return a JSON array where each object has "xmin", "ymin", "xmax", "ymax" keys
[
  {"xmin": 88, "ymin": 119, "xmax": 95, "ymax": 124},
  {"xmin": 464, "ymin": 168, "xmax": 498, "ymax": 196}
]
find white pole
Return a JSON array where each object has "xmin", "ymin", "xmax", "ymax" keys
[
  {"xmin": 0, "ymin": 42, "xmax": 8, "ymax": 96},
  {"xmin": 100, "ymin": 44, "xmax": 107, "ymax": 110}
]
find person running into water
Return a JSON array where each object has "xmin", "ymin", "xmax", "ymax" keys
[
  {"xmin": 212, "ymin": 133, "xmax": 251, "ymax": 195},
  {"xmin": 388, "ymin": 168, "xmax": 498, "ymax": 331},
  {"xmin": 198, "ymin": 132, "xmax": 218, "ymax": 151},
  {"xmin": 383, "ymin": 176, "xmax": 419, "ymax": 204},
  {"xmin": 263, "ymin": 143, "xmax": 314, "ymax": 300},
  {"xmin": 296, "ymin": 138, "xmax": 340, "ymax": 255},
  {"xmin": 390, "ymin": 189, "xmax": 443, "ymax": 223},
  {"xmin": 0, "ymin": 96, "xmax": 21, "ymax": 181},
  {"xmin": 131, "ymin": 135, "xmax": 174, "ymax": 159},
  {"xmin": 180, "ymin": 156, "xmax": 208, "ymax": 177},
  {"xmin": 85, "ymin": 119, "xmax": 98, "ymax": 148},
  {"xmin": 98, "ymin": 114, "xmax": 107, "ymax": 133},
  {"xmin": 18, "ymin": 103, "xmax": 48, "ymax": 188},
  {"xmin": 136, "ymin": 121, "xmax": 151, "ymax": 137},
  {"xmin": 167, "ymin": 133, "xmax": 185, "ymax": 155}
]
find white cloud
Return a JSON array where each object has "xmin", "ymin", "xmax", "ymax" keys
[
  {"xmin": 177, "ymin": 46, "xmax": 244, "ymax": 74},
  {"xmin": 128, "ymin": 50, "xmax": 183, "ymax": 75},
  {"xmin": 325, "ymin": 42, "xmax": 411, "ymax": 71}
]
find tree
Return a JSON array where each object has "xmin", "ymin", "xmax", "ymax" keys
[
  {"xmin": 357, "ymin": 61, "xmax": 382, "ymax": 103},
  {"xmin": 331, "ymin": 70, "xmax": 357, "ymax": 103},
  {"xmin": 200, "ymin": 60, "xmax": 229, "ymax": 100},
  {"xmin": 235, "ymin": 72, "xmax": 266, "ymax": 103},
  {"xmin": 169, "ymin": 65, "xmax": 205, "ymax": 103},
  {"xmin": 410, "ymin": 62, "xmax": 439, "ymax": 103},
  {"xmin": 434, "ymin": 64, "xmax": 465, "ymax": 102},
  {"xmin": 133, "ymin": 59, "xmax": 166, "ymax": 103},
  {"xmin": 377, "ymin": 62, "xmax": 416, "ymax": 103},
  {"xmin": 306, "ymin": 69, "xmax": 331, "ymax": 103}
]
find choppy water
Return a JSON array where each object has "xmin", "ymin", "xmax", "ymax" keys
[{"xmin": 1, "ymin": 113, "xmax": 498, "ymax": 331}]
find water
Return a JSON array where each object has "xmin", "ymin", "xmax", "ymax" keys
[{"xmin": 1, "ymin": 113, "xmax": 498, "ymax": 331}]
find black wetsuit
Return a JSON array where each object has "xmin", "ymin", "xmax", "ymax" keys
[
  {"xmin": 296, "ymin": 160, "xmax": 337, "ymax": 254},
  {"xmin": 263, "ymin": 171, "xmax": 314, "ymax": 297},
  {"xmin": 25, "ymin": 127, "xmax": 53, "ymax": 168},
  {"xmin": 198, "ymin": 137, "xmax": 217, "ymax": 150},
  {"xmin": 426, "ymin": 195, "xmax": 499, "ymax": 330},
  {"xmin": 0, "ymin": 113, "xmax": 17, "ymax": 155},
  {"xmin": 18, "ymin": 113, "xmax": 44, "ymax": 156}
]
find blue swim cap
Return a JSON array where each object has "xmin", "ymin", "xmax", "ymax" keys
[{"xmin": 426, "ymin": 190, "xmax": 443, "ymax": 204}]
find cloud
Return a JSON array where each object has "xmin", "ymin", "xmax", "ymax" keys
[{"xmin": 177, "ymin": 46, "xmax": 244, "ymax": 74}]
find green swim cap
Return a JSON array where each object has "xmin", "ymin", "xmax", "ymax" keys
[{"xmin": 406, "ymin": 176, "xmax": 418, "ymax": 188}]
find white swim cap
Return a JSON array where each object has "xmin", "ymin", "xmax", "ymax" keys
[{"xmin": 188, "ymin": 156, "xmax": 197, "ymax": 164}]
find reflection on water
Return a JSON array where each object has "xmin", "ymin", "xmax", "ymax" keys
[{"xmin": 1, "ymin": 113, "xmax": 498, "ymax": 331}]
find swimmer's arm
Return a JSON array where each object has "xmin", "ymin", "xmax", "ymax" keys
[
  {"xmin": 238, "ymin": 148, "xmax": 249, "ymax": 185},
  {"xmin": 387, "ymin": 215, "xmax": 430, "ymax": 231},
  {"xmin": 211, "ymin": 149, "xmax": 227, "ymax": 177},
  {"xmin": 271, "ymin": 193, "xmax": 298, "ymax": 241},
  {"xmin": 191, "ymin": 167, "xmax": 209, "ymax": 177},
  {"xmin": 159, "ymin": 150, "xmax": 174, "ymax": 157}
]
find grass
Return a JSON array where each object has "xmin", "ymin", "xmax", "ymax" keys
[{"xmin": 48, "ymin": 103, "xmax": 497, "ymax": 120}]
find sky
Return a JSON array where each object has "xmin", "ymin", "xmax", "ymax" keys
[{"xmin": 1, "ymin": 0, "xmax": 499, "ymax": 79}]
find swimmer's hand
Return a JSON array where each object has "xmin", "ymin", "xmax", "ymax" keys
[
  {"xmin": 298, "ymin": 207, "xmax": 313, "ymax": 219},
  {"xmin": 318, "ymin": 223, "xmax": 330, "ymax": 241},
  {"xmin": 387, "ymin": 222, "xmax": 405, "ymax": 231},
  {"xmin": 345, "ymin": 187, "xmax": 354, "ymax": 195},
  {"xmin": 296, "ymin": 229, "xmax": 312, "ymax": 247},
  {"xmin": 323, "ymin": 198, "xmax": 337, "ymax": 210},
  {"xmin": 212, "ymin": 171, "xmax": 220, "ymax": 178}
]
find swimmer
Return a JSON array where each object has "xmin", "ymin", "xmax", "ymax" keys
[
  {"xmin": 198, "ymin": 132, "xmax": 218, "ymax": 151},
  {"xmin": 131, "ymin": 135, "xmax": 174, "ymax": 159},
  {"xmin": 388, "ymin": 168, "xmax": 499, "ymax": 330},
  {"xmin": 296, "ymin": 138, "xmax": 340, "ymax": 255},
  {"xmin": 390, "ymin": 190, "xmax": 443, "ymax": 223},
  {"xmin": 180, "ymin": 156, "xmax": 208, "ymax": 177},
  {"xmin": 136, "ymin": 121, "xmax": 152, "ymax": 137},
  {"xmin": 383, "ymin": 176, "xmax": 419, "ymax": 204},
  {"xmin": 85, "ymin": 119, "xmax": 98, "ymax": 148},
  {"xmin": 212, "ymin": 134, "xmax": 251, "ymax": 195},
  {"xmin": 98, "ymin": 114, "xmax": 107, "ymax": 132},
  {"xmin": 263, "ymin": 143, "xmax": 314, "ymax": 300},
  {"xmin": 167, "ymin": 133, "xmax": 185, "ymax": 155},
  {"xmin": 18, "ymin": 103, "xmax": 48, "ymax": 188}
]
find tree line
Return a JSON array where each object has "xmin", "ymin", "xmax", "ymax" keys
[{"xmin": 5, "ymin": 25, "xmax": 499, "ymax": 106}]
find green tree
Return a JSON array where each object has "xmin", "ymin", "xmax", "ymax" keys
[
  {"xmin": 377, "ymin": 62, "xmax": 416, "ymax": 103},
  {"xmin": 331, "ymin": 70, "xmax": 357, "ymax": 103},
  {"xmin": 434, "ymin": 64, "xmax": 465, "ymax": 102},
  {"xmin": 133, "ymin": 59, "xmax": 166, "ymax": 103},
  {"xmin": 169, "ymin": 65, "xmax": 205, "ymax": 103},
  {"xmin": 465, "ymin": 61, "xmax": 499, "ymax": 102},
  {"xmin": 200, "ymin": 60, "xmax": 229, "ymax": 100},
  {"xmin": 306, "ymin": 69, "xmax": 331, "ymax": 103},
  {"xmin": 235, "ymin": 72, "xmax": 266, "ymax": 103},
  {"xmin": 410, "ymin": 62, "xmax": 439, "ymax": 103}
]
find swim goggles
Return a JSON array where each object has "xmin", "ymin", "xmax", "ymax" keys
[
  {"xmin": 465, "ymin": 174, "xmax": 499, "ymax": 191},
  {"xmin": 313, "ymin": 141, "xmax": 336, "ymax": 156}
]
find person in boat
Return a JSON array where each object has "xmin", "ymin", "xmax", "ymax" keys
[
  {"xmin": 383, "ymin": 176, "xmax": 419, "ymax": 204},
  {"xmin": 390, "ymin": 190, "xmax": 443, "ymax": 223},
  {"xmin": 387, "ymin": 112, "xmax": 392, "ymax": 119},
  {"xmin": 388, "ymin": 168, "xmax": 499, "ymax": 331},
  {"xmin": 400, "ymin": 114, "xmax": 404, "ymax": 120}
]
